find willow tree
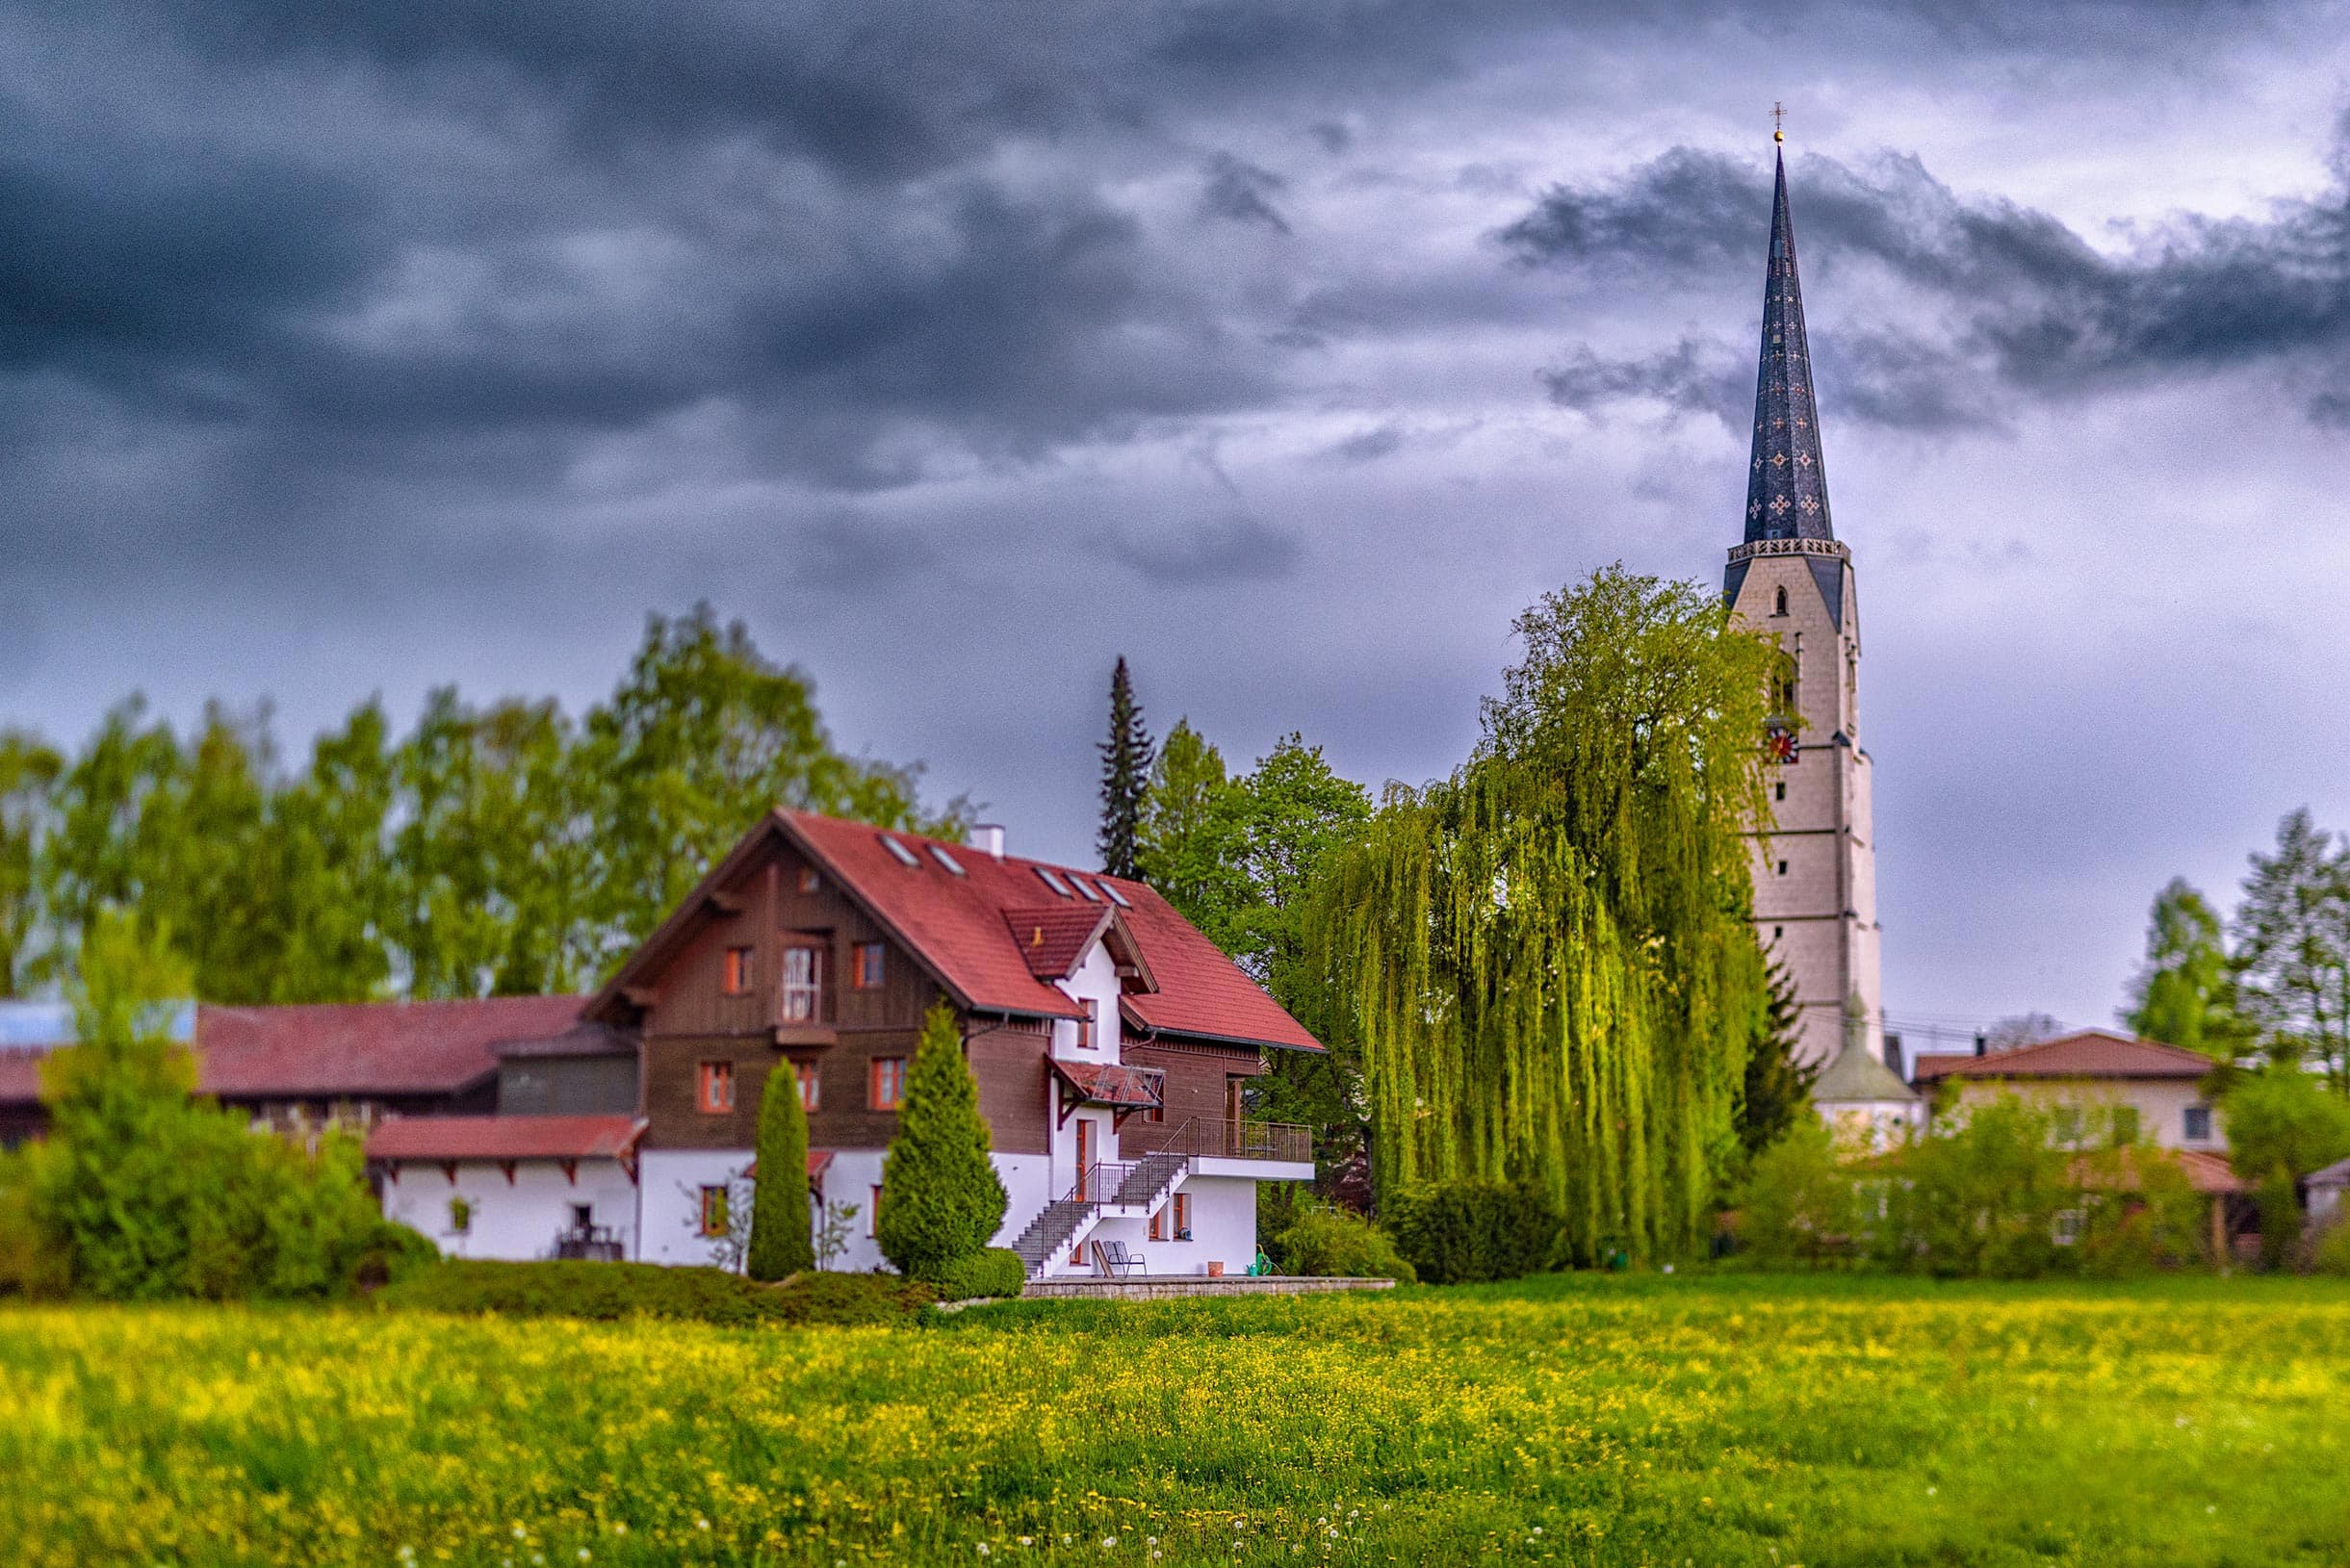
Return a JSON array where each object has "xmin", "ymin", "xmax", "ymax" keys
[{"xmin": 1307, "ymin": 566, "xmax": 1776, "ymax": 1263}]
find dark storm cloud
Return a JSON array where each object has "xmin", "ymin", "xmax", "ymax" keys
[
  {"xmin": 1506, "ymin": 134, "xmax": 2350, "ymax": 428},
  {"xmin": 1201, "ymin": 153, "xmax": 1293, "ymax": 235},
  {"xmin": 1538, "ymin": 337, "xmax": 1744, "ymax": 424},
  {"xmin": 1101, "ymin": 515, "xmax": 1304, "ymax": 585}
]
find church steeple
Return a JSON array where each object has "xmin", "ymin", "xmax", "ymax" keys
[{"xmin": 1742, "ymin": 148, "xmax": 1833, "ymax": 546}]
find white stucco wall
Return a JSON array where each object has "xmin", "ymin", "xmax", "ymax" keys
[
  {"xmin": 380, "ymin": 1158, "xmax": 638, "ymax": 1263},
  {"xmin": 637, "ymin": 1148, "xmax": 752, "ymax": 1268},
  {"xmin": 1939, "ymin": 1080, "xmax": 2223, "ymax": 1151}
]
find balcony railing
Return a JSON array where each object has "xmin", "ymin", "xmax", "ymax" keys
[
  {"xmin": 1147, "ymin": 1118, "xmax": 1313, "ymax": 1166},
  {"xmin": 1063, "ymin": 1161, "xmax": 1136, "ymax": 1205},
  {"xmin": 553, "ymin": 1224, "xmax": 627, "ymax": 1262}
]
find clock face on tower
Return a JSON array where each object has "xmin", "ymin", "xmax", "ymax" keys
[{"xmin": 1764, "ymin": 726, "xmax": 1798, "ymax": 765}]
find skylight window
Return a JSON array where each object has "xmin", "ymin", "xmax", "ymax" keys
[
  {"xmin": 1035, "ymin": 867, "xmax": 1072, "ymax": 898},
  {"xmin": 928, "ymin": 844, "xmax": 966, "ymax": 876},
  {"xmin": 1070, "ymin": 875, "xmax": 1102, "ymax": 903},
  {"xmin": 881, "ymin": 835, "xmax": 920, "ymax": 868},
  {"xmin": 1100, "ymin": 882, "xmax": 1132, "ymax": 909}
]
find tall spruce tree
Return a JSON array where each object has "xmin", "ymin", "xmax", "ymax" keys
[
  {"xmin": 1738, "ymin": 959, "xmax": 1816, "ymax": 1158},
  {"xmin": 875, "ymin": 1003, "xmax": 1007, "ymax": 1281},
  {"xmin": 747, "ymin": 1062, "xmax": 813, "ymax": 1280},
  {"xmin": 1097, "ymin": 657, "xmax": 1153, "ymax": 880}
]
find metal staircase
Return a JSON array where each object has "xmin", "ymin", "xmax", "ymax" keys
[{"xmin": 1009, "ymin": 1151, "xmax": 1192, "ymax": 1275}]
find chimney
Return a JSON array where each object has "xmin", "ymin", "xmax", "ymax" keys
[
  {"xmin": 1974, "ymin": 1031, "xmax": 1988, "ymax": 1058},
  {"xmin": 1882, "ymin": 1032, "xmax": 1904, "ymax": 1078},
  {"xmin": 973, "ymin": 824, "xmax": 1006, "ymax": 860}
]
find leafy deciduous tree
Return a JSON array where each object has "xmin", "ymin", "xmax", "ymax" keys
[{"xmin": 2124, "ymin": 877, "xmax": 2246, "ymax": 1061}]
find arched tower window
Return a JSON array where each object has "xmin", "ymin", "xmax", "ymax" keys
[{"xmin": 1773, "ymin": 585, "xmax": 1788, "ymax": 616}]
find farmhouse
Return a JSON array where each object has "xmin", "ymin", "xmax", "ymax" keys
[
  {"xmin": 0, "ymin": 810, "xmax": 1321, "ymax": 1278},
  {"xmin": 1912, "ymin": 1030, "xmax": 2226, "ymax": 1152}
]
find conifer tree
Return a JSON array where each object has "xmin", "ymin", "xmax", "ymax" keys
[
  {"xmin": 876, "ymin": 1003, "xmax": 1007, "ymax": 1281},
  {"xmin": 1738, "ymin": 959, "xmax": 1817, "ymax": 1158},
  {"xmin": 1097, "ymin": 657, "xmax": 1154, "ymax": 880},
  {"xmin": 747, "ymin": 1061, "xmax": 813, "ymax": 1280}
]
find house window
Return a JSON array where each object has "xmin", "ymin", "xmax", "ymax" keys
[
  {"xmin": 1776, "ymin": 861, "xmax": 1789, "ymax": 877},
  {"xmin": 1774, "ymin": 781, "xmax": 1787, "ymax": 802},
  {"xmin": 854, "ymin": 941, "xmax": 886, "ymax": 990},
  {"xmin": 570, "ymin": 1202, "xmax": 593, "ymax": 1230},
  {"xmin": 2112, "ymin": 1105, "xmax": 2141, "ymax": 1145},
  {"xmin": 798, "ymin": 866, "xmax": 821, "ymax": 894},
  {"xmin": 1073, "ymin": 999, "xmax": 1098, "ymax": 1050},
  {"xmin": 781, "ymin": 945, "xmax": 823, "ymax": 1022},
  {"xmin": 869, "ymin": 1184, "xmax": 883, "ymax": 1237},
  {"xmin": 791, "ymin": 1060, "xmax": 820, "ymax": 1113},
  {"xmin": 2184, "ymin": 1104, "xmax": 2212, "ymax": 1143},
  {"xmin": 870, "ymin": 1057, "xmax": 907, "ymax": 1111},
  {"xmin": 1174, "ymin": 1192, "xmax": 1191, "ymax": 1242},
  {"xmin": 698, "ymin": 1060, "xmax": 735, "ymax": 1115},
  {"xmin": 722, "ymin": 945, "xmax": 756, "ymax": 995},
  {"xmin": 2053, "ymin": 1106, "xmax": 2083, "ymax": 1145},
  {"xmin": 1773, "ymin": 585, "xmax": 1789, "ymax": 616},
  {"xmin": 699, "ymin": 1185, "xmax": 730, "ymax": 1238}
]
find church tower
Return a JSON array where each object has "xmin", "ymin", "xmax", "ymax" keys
[{"xmin": 1723, "ymin": 141, "xmax": 1882, "ymax": 1068}]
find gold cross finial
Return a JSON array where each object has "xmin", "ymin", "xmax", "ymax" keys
[{"xmin": 1772, "ymin": 102, "xmax": 1785, "ymax": 143}]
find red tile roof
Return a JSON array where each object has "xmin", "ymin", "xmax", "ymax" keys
[
  {"xmin": 745, "ymin": 1150, "xmax": 834, "ymax": 1183},
  {"xmin": 593, "ymin": 810, "xmax": 1321, "ymax": 1053},
  {"xmin": 1913, "ymin": 1030, "xmax": 2218, "ymax": 1083},
  {"xmin": 1003, "ymin": 905, "xmax": 1116, "ymax": 981},
  {"xmin": 0, "ymin": 995, "xmax": 590, "ymax": 1108},
  {"xmin": 365, "ymin": 1114, "xmax": 644, "ymax": 1162},
  {"xmin": 199, "ymin": 996, "xmax": 588, "ymax": 1098},
  {"xmin": 2072, "ymin": 1145, "xmax": 2247, "ymax": 1196}
]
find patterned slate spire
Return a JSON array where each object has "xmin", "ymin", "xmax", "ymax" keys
[{"xmin": 1743, "ymin": 149, "xmax": 1833, "ymax": 545}]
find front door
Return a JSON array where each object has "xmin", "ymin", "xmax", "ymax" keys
[{"xmin": 1074, "ymin": 1118, "xmax": 1094, "ymax": 1196}]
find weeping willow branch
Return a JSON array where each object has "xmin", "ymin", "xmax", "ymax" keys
[{"xmin": 1307, "ymin": 566, "xmax": 1776, "ymax": 1263}]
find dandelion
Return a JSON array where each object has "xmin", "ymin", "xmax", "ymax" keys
[
  {"xmin": 1101, "ymin": 1537, "xmax": 1117, "ymax": 1551},
  {"xmin": 696, "ymin": 1520, "xmax": 711, "ymax": 1532},
  {"xmin": 578, "ymin": 1552, "xmax": 591, "ymax": 1563},
  {"xmin": 979, "ymin": 1546, "xmax": 992, "ymax": 1558},
  {"xmin": 611, "ymin": 1524, "xmax": 628, "ymax": 1536},
  {"xmin": 1019, "ymin": 1538, "xmax": 1034, "ymax": 1549}
]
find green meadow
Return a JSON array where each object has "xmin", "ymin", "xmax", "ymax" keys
[{"xmin": 4, "ymin": 1274, "xmax": 2346, "ymax": 1567}]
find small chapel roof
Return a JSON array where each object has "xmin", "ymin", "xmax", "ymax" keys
[{"xmin": 1813, "ymin": 1041, "xmax": 1921, "ymax": 1105}]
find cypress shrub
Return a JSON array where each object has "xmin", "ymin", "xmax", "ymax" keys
[
  {"xmin": 1384, "ymin": 1178, "xmax": 1560, "ymax": 1284},
  {"xmin": 748, "ymin": 1061, "xmax": 813, "ymax": 1281},
  {"xmin": 876, "ymin": 1002, "xmax": 1007, "ymax": 1282}
]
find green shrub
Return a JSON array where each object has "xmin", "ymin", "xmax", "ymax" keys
[
  {"xmin": 748, "ymin": 1061, "xmax": 813, "ymax": 1281},
  {"xmin": 2312, "ymin": 1219, "xmax": 2350, "ymax": 1277},
  {"xmin": 767, "ymin": 1270, "xmax": 935, "ymax": 1325},
  {"xmin": 376, "ymin": 1260, "xmax": 939, "ymax": 1326},
  {"xmin": 350, "ymin": 1220, "xmax": 440, "ymax": 1292},
  {"xmin": 1274, "ymin": 1204, "xmax": 1416, "ymax": 1282},
  {"xmin": 1875, "ymin": 1096, "xmax": 2075, "ymax": 1278},
  {"xmin": 1732, "ymin": 1117, "xmax": 1861, "ymax": 1270},
  {"xmin": 2254, "ymin": 1167, "xmax": 2302, "ymax": 1272},
  {"xmin": 31, "ymin": 914, "xmax": 392, "ymax": 1301},
  {"xmin": 877, "ymin": 1002, "xmax": 1008, "ymax": 1283},
  {"xmin": 0, "ymin": 1144, "xmax": 65, "ymax": 1298},
  {"xmin": 1384, "ymin": 1178, "xmax": 1559, "ymax": 1284},
  {"xmin": 929, "ymin": 1247, "xmax": 1026, "ymax": 1301},
  {"xmin": 377, "ymin": 1259, "xmax": 797, "ymax": 1324}
]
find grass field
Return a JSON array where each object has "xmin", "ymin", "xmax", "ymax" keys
[{"xmin": 3, "ymin": 1274, "xmax": 2347, "ymax": 1567}]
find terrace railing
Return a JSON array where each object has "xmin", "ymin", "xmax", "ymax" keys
[{"xmin": 1152, "ymin": 1118, "xmax": 1312, "ymax": 1166}]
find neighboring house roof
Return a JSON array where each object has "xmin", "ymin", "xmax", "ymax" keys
[
  {"xmin": 2308, "ymin": 1156, "xmax": 2350, "ymax": 1191},
  {"xmin": 365, "ymin": 1114, "xmax": 644, "ymax": 1163},
  {"xmin": 588, "ymin": 810, "xmax": 1322, "ymax": 1053},
  {"xmin": 2072, "ymin": 1145, "xmax": 2247, "ymax": 1196},
  {"xmin": 1912, "ymin": 1030, "xmax": 2217, "ymax": 1084},
  {"xmin": 199, "ymin": 996, "xmax": 589, "ymax": 1099},
  {"xmin": 0, "ymin": 994, "xmax": 591, "ymax": 1109},
  {"xmin": 1813, "ymin": 1043, "xmax": 1921, "ymax": 1105},
  {"xmin": 743, "ymin": 1150, "xmax": 837, "ymax": 1186},
  {"xmin": 489, "ymin": 1020, "xmax": 637, "ymax": 1061}
]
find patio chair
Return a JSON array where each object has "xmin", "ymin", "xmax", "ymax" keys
[{"xmin": 1091, "ymin": 1239, "xmax": 1146, "ymax": 1278}]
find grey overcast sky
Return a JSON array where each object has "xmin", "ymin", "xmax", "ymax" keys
[{"xmin": 5, "ymin": 0, "xmax": 2350, "ymax": 1039}]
